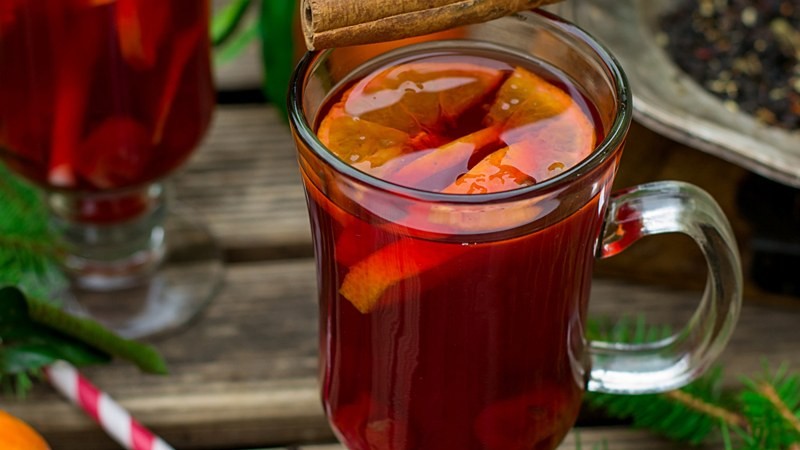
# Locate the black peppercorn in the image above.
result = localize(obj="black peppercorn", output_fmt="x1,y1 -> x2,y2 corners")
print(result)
659,0 -> 800,130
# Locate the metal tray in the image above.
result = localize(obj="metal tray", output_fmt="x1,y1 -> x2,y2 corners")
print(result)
552,0 -> 800,187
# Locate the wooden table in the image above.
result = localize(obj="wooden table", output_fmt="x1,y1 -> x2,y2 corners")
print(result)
3,101 -> 800,449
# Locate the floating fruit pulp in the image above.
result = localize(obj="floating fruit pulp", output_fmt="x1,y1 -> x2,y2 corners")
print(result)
304,47 -> 609,450
0,0 -> 214,222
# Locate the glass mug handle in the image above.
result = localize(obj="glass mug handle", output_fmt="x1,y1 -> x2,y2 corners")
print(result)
588,181 -> 742,394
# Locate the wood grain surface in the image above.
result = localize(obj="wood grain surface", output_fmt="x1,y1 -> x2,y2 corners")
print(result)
293,427 -> 709,449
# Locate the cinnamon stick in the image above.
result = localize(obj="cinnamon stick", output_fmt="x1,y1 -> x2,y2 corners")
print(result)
301,0 -> 563,50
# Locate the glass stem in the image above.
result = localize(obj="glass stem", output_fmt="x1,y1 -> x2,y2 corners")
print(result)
47,183 -> 168,291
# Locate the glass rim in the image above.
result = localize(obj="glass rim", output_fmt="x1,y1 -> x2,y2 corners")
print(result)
288,10 -> 632,205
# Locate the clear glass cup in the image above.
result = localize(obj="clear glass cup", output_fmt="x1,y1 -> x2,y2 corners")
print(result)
289,10 -> 742,450
0,0 -> 223,338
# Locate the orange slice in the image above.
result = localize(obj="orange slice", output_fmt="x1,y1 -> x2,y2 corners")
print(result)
317,103 -> 412,171
444,104 -> 595,194
486,66 -> 574,131
381,126 -> 501,191
343,62 -> 506,136
317,60 -> 505,180
116,0 -> 170,70
443,67 -> 595,192
500,104 -> 595,183
442,146 -> 534,194
339,239 -> 466,313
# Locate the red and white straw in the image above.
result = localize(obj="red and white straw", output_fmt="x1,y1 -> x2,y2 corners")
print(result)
45,361 -> 175,450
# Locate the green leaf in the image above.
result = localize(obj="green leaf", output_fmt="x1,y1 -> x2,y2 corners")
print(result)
0,162 -> 65,297
0,345 -> 59,374
0,286 -> 167,378
214,18 -> 260,65
0,285 -> 29,323
25,297 -> 167,374
212,0 -> 254,46
259,0 -> 296,119
0,287 -> 111,370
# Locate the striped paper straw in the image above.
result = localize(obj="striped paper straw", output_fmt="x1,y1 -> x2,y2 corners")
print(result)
45,361 -> 175,450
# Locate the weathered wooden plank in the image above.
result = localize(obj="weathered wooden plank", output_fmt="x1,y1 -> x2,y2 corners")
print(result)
294,427 -> 718,450
174,105 -> 312,261
3,257 -> 799,450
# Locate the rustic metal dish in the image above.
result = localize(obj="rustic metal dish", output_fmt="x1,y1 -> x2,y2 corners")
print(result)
551,0 -> 800,187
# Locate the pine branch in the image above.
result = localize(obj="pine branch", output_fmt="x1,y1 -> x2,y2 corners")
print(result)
663,390 -> 747,429
738,367 -> 800,449
586,316 -> 800,450
758,382 -> 800,434
0,162 -> 64,297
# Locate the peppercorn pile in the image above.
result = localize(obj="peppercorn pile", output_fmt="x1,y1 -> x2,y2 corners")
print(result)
659,0 -> 799,130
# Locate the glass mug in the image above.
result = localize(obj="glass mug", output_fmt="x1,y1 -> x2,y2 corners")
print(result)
0,0 -> 222,337
288,10 -> 742,450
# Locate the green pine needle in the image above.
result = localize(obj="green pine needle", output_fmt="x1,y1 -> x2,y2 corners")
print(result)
0,163 -> 65,297
738,366 -> 800,449
211,0 -> 253,46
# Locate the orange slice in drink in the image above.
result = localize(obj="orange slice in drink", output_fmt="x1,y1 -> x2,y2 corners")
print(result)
116,0 -> 170,70
486,66 -> 574,130
344,62 -> 506,136
339,239 -> 466,313
444,67 -> 596,193
317,103 -> 413,171
382,126 -> 501,191
318,61 -> 505,174
443,105 -> 595,194
500,104 -> 595,183
442,146 -> 535,194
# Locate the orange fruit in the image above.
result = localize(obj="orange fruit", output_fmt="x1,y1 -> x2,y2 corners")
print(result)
317,102 -> 412,171
442,146 -> 534,194
499,104 -> 595,184
486,66 -> 574,131
382,126 -> 501,191
339,239 -> 466,313
445,67 -> 595,194
0,410 -> 50,450
317,60 -> 505,179
343,61 -> 505,137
